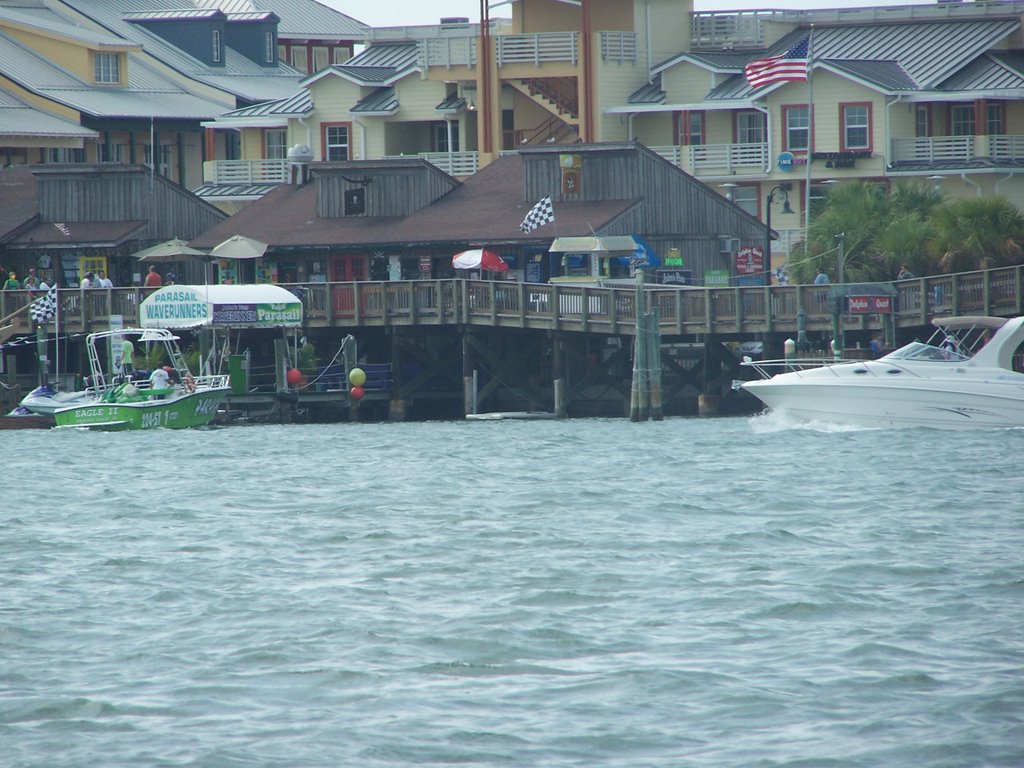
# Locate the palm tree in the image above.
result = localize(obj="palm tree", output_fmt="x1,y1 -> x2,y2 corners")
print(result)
929,196 -> 1024,273
801,181 -> 889,283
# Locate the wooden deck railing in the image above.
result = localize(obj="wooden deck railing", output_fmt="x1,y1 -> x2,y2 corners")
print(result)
2,266 -> 1023,342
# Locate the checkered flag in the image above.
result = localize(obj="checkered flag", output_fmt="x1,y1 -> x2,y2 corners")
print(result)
519,195 -> 555,233
29,285 -> 57,324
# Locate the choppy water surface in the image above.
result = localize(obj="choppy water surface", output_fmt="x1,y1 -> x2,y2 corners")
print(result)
2,416 -> 1023,767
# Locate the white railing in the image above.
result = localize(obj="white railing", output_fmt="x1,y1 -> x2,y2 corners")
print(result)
384,151 -> 479,177
497,32 -> 578,66
891,136 -> 974,164
650,143 -> 769,175
207,159 -> 288,184
600,31 -> 636,63
420,36 -> 477,68
990,134 -> 1024,162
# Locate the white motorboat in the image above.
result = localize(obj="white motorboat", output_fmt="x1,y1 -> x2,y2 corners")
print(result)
740,316 -> 1024,429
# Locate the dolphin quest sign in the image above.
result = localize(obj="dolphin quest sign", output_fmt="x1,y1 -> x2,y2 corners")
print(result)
140,285 -> 303,328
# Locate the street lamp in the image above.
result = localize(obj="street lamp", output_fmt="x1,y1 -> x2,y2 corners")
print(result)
766,184 -> 793,286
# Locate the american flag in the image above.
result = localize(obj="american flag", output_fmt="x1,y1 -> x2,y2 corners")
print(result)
29,285 -> 57,324
519,195 -> 555,234
744,36 -> 810,90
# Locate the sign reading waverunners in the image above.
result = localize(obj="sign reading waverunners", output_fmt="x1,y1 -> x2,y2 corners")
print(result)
140,285 -> 303,328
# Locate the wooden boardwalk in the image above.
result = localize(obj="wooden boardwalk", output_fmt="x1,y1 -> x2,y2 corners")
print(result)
2,265 -> 1023,342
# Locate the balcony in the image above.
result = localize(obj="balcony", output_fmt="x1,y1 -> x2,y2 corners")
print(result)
417,31 -> 635,70
203,159 -> 288,185
891,134 -> 1024,168
650,142 -> 769,177
383,151 -> 480,177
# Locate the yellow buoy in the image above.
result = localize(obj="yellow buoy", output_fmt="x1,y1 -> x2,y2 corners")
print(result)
348,367 -> 366,387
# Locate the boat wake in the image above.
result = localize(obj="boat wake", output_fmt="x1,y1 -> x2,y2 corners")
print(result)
748,410 -> 878,434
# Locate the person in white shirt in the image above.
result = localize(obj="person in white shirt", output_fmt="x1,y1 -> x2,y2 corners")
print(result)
148,366 -> 171,398
79,272 -> 93,289
97,270 -> 114,288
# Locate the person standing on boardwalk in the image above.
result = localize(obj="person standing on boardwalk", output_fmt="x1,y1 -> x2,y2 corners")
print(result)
3,271 -> 20,290
144,265 -> 162,288
814,268 -> 829,285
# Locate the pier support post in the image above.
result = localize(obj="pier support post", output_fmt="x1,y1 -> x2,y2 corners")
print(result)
552,332 -> 565,417
462,330 -> 475,416
387,330 -> 403,421
646,308 -> 663,421
698,393 -> 719,416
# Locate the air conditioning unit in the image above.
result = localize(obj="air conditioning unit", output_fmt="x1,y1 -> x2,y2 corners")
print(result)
719,237 -> 740,254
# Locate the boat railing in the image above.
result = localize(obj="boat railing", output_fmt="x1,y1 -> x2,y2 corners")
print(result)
742,357 -> 847,379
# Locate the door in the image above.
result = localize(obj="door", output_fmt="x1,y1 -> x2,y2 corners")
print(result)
331,254 -> 367,282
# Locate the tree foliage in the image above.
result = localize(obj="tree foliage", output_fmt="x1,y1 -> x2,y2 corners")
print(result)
786,181 -> 1023,284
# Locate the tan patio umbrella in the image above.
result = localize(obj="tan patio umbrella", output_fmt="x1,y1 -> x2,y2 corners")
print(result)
133,238 -> 209,263
210,235 -> 269,260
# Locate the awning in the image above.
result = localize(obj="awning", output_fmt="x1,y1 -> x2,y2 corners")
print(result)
140,284 -> 303,329
549,236 -> 639,254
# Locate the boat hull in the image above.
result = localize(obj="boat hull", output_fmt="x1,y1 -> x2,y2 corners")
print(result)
53,388 -> 229,431
742,376 -> 1024,429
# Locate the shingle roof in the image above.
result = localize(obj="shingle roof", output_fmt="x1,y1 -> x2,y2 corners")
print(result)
190,155 -> 638,250
12,220 -> 148,247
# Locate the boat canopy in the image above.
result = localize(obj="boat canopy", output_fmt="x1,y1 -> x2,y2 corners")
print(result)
549,236 -> 639,254
140,284 -> 303,329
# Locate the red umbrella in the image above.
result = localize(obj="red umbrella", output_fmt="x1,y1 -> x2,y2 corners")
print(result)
452,248 -> 509,273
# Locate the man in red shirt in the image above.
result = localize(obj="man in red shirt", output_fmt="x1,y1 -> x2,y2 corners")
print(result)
144,265 -> 162,288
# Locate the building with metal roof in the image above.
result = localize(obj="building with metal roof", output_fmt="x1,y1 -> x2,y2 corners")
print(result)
0,0 -> 370,194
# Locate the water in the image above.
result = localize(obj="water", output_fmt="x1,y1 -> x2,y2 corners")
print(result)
2,416 -> 1023,767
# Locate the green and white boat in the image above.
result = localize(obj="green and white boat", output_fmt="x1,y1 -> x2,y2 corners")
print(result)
53,328 -> 230,431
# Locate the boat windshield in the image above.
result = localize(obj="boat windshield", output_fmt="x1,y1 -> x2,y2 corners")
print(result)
885,340 -> 969,362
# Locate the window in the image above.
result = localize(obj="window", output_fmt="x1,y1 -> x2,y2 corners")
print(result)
323,123 -> 350,161
264,129 -> 287,160
987,102 -> 1004,136
951,104 -> 975,136
312,47 -> 329,72
224,131 -> 240,160
291,47 -> 308,73
333,47 -> 350,65
98,143 -> 125,163
732,186 -> 759,218
47,148 -> 86,163
265,32 -> 275,64
278,44 -> 287,63
784,106 -> 809,151
144,144 -> 173,175
94,53 -> 120,84
434,122 -> 460,152
841,103 -> 871,151
212,30 -> 222,63
735,111 -> 765,144
677,111 -> 704,145
915,105 -> 931,138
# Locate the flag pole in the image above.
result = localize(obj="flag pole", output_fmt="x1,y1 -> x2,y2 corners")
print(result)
803,25 -> 815,238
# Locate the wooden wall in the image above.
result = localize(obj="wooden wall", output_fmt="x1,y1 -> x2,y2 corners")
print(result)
32,164 -> 226,241
314,159 -> 460,218
522,142 -> 769,278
